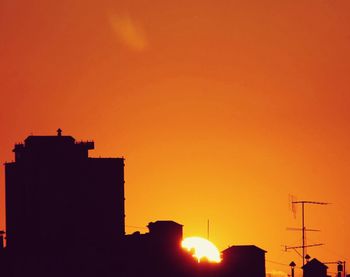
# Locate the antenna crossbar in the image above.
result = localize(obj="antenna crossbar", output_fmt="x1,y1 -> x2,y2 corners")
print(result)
287,227 -> 320,232
285,243 -> 324,250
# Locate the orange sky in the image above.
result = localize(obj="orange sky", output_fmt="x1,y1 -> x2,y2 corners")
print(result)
1,1 -> 350,276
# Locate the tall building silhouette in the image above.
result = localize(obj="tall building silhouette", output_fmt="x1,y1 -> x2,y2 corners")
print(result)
5,130 -> 125,276
2,130 -> 268,277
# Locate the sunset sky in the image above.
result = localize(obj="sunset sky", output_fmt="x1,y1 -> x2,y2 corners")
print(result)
1,1 -> 350,276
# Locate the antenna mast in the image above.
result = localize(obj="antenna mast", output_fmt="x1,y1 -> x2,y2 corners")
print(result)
287,200 -> 329,266
207,219 -> 210,240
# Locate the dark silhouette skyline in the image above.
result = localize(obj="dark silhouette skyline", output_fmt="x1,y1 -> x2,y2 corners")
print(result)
0,130 -> 285,277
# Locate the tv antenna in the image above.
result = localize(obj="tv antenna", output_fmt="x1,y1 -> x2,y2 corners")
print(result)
207,219 -> 210,240
324,261 -> 346,277
285,199 -> 329,266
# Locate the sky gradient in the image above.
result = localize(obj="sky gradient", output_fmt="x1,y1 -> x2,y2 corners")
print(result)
1,1 -> 350,276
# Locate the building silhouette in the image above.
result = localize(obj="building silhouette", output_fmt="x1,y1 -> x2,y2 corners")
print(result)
5,130 -> 125,277
124,221 -> 198,277
221,245 -> 266,277
302,258 -> 328,277
1,130 -> 267,277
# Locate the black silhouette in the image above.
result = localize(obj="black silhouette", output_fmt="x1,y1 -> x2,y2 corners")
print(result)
302,258 -> 328,277
221,245 -> 266,277
5,130 -> 124,277
1,130 -> 268,277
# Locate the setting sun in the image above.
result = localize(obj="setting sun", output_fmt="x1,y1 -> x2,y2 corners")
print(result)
181,237 -> 222,263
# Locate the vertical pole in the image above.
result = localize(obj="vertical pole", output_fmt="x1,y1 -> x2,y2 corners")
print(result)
207,219 -> 209,240
302,202 -> 305,266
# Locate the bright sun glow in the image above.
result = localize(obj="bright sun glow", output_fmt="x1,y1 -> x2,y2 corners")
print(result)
181,237 -> 222,263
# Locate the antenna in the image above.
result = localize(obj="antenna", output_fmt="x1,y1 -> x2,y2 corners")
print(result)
289,194 -> 297,219
286,227 -> 320,232
324,261 -> 346,277
286,200 -> 329,266
207,219 -> 210,240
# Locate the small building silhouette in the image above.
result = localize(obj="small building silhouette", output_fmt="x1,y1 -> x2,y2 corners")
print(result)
124,220 -> 196,277
148,220 -> 183,246
221,245 -> 266,277
302,258 -> 328,277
